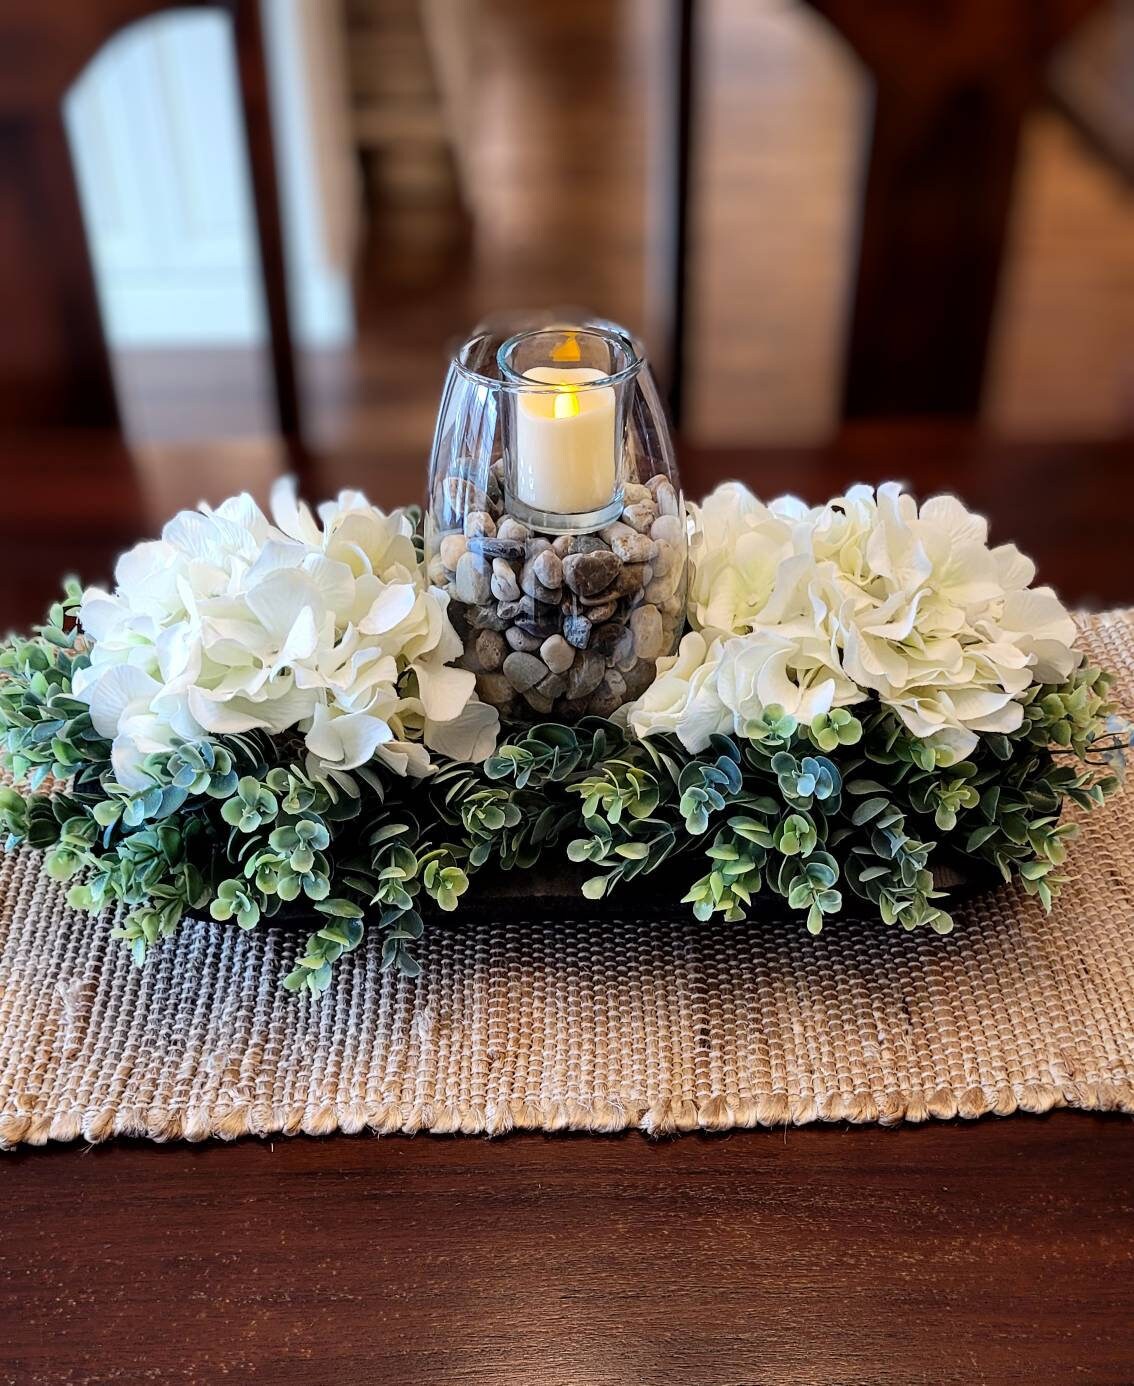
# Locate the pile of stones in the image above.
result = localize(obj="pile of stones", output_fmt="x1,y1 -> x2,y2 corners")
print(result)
429,460 -> 688,720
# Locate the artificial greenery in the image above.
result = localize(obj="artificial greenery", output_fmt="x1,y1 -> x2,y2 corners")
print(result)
0,583 -> 1127,994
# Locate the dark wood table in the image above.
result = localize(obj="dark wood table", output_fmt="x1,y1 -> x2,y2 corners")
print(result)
2,425 -> 1133,1384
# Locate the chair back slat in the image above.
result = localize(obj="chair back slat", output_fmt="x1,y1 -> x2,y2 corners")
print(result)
808,0 -> 1104,417
0,0 -> 300,438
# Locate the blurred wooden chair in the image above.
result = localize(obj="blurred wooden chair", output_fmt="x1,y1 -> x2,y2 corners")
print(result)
662,0 -> 1104,423
1050,0 -> 1134,182
0,0 -> 301,440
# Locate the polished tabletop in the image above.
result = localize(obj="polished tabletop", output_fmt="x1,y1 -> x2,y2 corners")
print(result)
1,424 -> 1132,1384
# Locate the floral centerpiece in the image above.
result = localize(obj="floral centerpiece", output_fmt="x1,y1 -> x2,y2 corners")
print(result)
0,479 -> 1126,993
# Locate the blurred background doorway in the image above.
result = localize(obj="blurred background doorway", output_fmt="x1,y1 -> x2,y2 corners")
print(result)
11,0 -> 1134,470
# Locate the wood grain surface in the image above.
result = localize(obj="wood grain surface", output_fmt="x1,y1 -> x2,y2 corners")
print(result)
2,1119 -> 1132,1384
0,428 -> 1131,1384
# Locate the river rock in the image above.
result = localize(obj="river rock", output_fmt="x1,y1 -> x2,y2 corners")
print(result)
439,533 -> 467,570
522,688 -> 556,715
588,670 -> 627,718
650,513 -> 684,548
515,614 -> 559,639
454,551 -> 492,605
563,550 -> 621,596
623,658 -> 657,699
650,540 -> 677,578
566,650 -> 605,699
536,670 -> 568,701
589,621 -> 625,657
552,534 -> 572,558
476,671 -> 514,708
611,563 -> 649,597
469,536 -> 526,562
623,482 -> 652,505
464,509 -> 497,539
506,625 -> 542,653
521,559 -> 560,604
568,534 -> 608,556
578,596 -> 617,623
630,603 -> 664,659
497,517 -> 530,543
490,559 -> 520,602
615,645 -> 639,674
654,479 -> 680,517
622,500 -> 659,533
646,567 -> 680,604
540,634 -> 576,674
603,522 -> 657,564
532,548 -> 563,589
563,613 -> 593,649
466,603 -> 508,632
475,629 -> 507,670
503,651 -> 547,693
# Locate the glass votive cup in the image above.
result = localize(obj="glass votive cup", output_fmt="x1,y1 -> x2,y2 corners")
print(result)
496,326 -> 640,535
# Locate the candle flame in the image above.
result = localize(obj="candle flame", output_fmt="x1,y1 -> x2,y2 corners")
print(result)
553,388 -> 581,419
550,333 -> 582,364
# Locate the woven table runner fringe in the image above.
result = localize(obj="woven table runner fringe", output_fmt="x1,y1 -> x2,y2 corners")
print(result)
1,610 -> 1133,1147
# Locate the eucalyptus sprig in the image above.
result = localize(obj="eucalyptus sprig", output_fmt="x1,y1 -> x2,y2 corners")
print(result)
0,581 -> 1128,997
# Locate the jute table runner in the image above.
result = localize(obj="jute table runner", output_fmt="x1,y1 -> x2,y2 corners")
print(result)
2,612 -> 1132,1148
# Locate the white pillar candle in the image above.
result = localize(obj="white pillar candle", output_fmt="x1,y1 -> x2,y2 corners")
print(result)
514,366 -> 617,514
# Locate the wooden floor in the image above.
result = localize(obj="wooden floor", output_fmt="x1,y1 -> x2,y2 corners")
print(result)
111,0 -> 1134,461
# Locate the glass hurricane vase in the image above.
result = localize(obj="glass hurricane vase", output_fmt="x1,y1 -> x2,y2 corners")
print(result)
426,318 -> 688,723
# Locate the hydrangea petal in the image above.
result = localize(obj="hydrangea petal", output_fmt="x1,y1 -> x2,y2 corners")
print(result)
414,659 -> 476,722
359,584 -> 419,636
424,699 -> 499,764
305,704 -> 394,769
78,664 -> 162,739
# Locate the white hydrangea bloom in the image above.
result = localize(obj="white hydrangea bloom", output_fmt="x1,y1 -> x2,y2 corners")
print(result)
73,480 -> 497,789
685,483 -> 807,638
627,481 -> 1079,760
625,632 -> 729,751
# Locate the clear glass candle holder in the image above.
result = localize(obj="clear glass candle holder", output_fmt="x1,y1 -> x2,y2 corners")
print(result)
426,316 -> 688,724
497,326 -> 638,533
